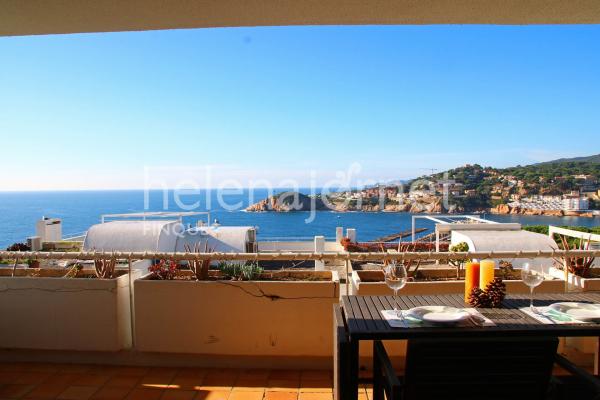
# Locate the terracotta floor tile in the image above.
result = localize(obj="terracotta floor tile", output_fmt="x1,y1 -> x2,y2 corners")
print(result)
298,380 -> 331,393
173,369 -> 206,379
51,374 -> 85,386
90,366 -> 122,376
199,372 -> 236,390
90,386 -> 132,400
268,371 -> 299,381
14,372 -> 53,385
0,371 -> 21,384
297,393 -> 332,400
57,386 -> 100,400
71,375 -> 111,387
237,371 -> 269,380
202,371 -> 237,387
227,392 -> 264,400
126,388 -> 164,400
264,392 -> 298,400
0,383 -> 35,399
168,378 -> 203,391
0,364 -> 28,372
22,364 -> 59,374
144,369 -> 177,379
232,377 -> 267,391
24,383 -> 70,399
138,375 -> 173,390
266,380 -> 299,392
105,377 -> 140,389
57,365 -> 92,374
160,390 -> 197,400
112,368 -> 149,378
299,372 -> 331,382
194,390 -> 231,400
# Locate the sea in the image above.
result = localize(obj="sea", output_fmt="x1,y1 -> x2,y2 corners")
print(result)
0,189 -> 599,249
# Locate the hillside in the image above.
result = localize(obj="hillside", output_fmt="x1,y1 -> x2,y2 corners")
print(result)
536,154 -> 600,165
435,159 -> 600,212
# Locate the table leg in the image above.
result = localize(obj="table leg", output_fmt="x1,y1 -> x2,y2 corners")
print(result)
348,339 -> 359,400
595,337 -> 600,376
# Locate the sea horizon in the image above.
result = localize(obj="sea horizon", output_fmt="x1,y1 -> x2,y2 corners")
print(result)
1,189 -> 598,249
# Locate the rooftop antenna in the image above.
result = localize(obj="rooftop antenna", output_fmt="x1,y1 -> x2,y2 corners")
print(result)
420,168 -> 439,175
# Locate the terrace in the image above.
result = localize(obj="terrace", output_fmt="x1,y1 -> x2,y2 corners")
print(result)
3,1 -> 600,399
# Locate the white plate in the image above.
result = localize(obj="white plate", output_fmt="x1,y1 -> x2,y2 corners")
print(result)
406,306 -> 471,324
549,302 -> 600,322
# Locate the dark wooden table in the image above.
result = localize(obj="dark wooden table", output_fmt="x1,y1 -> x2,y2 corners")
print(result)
340,293 -> 600,400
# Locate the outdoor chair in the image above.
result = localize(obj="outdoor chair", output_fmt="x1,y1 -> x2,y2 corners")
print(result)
373,337 -> 560,400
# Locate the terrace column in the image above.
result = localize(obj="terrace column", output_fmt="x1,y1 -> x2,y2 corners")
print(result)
335,227 -> 343,243
314,235 -> 325,271
346,229 -> 357,242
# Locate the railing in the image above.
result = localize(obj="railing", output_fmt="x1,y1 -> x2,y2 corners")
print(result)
2,249 -> 600,262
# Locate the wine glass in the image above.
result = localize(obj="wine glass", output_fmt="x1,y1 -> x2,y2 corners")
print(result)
385,263 -> 408,319
521,262 -> 544,313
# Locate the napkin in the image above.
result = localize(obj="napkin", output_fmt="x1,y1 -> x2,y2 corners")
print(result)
381,308 -> 494,328
520,306 -> 589,324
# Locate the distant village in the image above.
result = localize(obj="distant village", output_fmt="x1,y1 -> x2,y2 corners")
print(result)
329,164 -> 600,216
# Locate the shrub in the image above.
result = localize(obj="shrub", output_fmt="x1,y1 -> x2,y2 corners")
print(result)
148,260 -> 178,280
217,262 -> 263,281
6,242 -> 30,251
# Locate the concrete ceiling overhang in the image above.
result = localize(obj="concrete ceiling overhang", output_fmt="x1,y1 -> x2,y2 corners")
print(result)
1,0 -> 600,37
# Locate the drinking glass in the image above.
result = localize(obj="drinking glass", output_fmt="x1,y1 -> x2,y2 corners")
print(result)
385,263 -> 408,319
521,262 -> 544,313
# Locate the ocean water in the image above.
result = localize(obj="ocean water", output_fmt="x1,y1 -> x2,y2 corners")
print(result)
0,190 -> 598,248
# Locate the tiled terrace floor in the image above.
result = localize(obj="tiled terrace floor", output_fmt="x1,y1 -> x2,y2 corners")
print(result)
0,363 -> 359,400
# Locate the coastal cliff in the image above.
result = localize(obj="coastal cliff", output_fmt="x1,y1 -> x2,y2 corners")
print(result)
245,192 -> 326,212
246,192 -> 444,213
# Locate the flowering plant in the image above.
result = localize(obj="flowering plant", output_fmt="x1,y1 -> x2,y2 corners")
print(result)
148,260 -> 178,280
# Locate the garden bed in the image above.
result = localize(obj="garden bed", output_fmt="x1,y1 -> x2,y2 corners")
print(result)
0,267 -> 141,351
351,269 -> 565,296
549,266 -> 600,291
134,269 -> 339,357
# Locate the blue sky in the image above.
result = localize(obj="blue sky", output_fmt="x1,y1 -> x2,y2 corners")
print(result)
1,25 -> 599,190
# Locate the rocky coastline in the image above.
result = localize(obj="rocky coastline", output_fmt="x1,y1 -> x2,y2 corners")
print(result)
245,192 -> 444,213
490,203 -> 595,217
246,192 -> 596,217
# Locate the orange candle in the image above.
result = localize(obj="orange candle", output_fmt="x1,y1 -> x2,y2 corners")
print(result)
480,260 -> 495,290
464,261 -> 480,302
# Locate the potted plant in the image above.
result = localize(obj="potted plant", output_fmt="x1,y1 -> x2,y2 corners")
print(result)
549,235 -> 599,291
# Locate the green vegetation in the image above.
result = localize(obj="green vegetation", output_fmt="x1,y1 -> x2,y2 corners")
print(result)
523,225 -> 600,248
217,262 -> 263,280
430,159 -> 600,210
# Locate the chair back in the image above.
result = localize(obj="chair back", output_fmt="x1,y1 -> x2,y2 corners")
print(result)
403,336 -> 558,400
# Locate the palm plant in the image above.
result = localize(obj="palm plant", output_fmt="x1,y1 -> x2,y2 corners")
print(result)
94,257 -> 117,279
555,234 -> 596,278
184,242 -> 213,280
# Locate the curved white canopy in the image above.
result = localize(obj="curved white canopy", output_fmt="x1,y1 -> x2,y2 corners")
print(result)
83,220 -> 183,252
451,229 -> 558,269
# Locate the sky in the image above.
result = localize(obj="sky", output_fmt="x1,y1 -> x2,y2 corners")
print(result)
1,25 -> 599,191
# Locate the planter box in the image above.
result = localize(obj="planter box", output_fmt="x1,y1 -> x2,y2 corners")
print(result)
134,270 -> 339,357
351,270 -> 565,296
0,267 -> 140,351
549,266 -> 600,292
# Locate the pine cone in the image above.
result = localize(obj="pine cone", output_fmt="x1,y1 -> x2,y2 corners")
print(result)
484,278 -> 506,307
468,287 -> 492,308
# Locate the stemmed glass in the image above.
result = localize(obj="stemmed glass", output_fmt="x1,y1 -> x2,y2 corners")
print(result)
521,262 -> 544,313
384,263 -> 408,319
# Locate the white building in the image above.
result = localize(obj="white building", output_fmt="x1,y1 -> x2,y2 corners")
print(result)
562,197 -> 589,211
